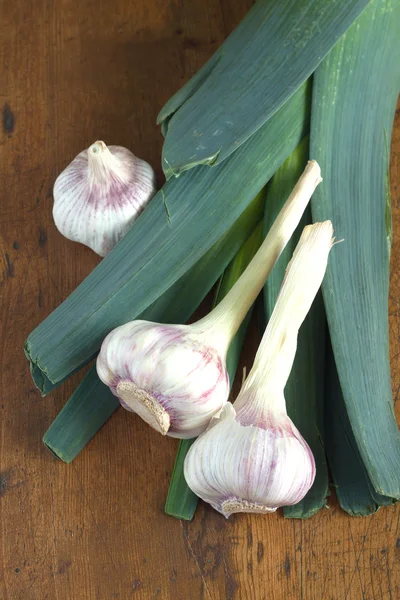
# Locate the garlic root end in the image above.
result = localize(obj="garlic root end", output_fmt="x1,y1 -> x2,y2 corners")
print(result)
221,498 -> 278,518
116,380 -> 170,435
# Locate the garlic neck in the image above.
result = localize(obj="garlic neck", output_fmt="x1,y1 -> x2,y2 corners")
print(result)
237,221 -> 334,417
195,161 -> 323,344
245,311 -> 298,395
88,141 -> 122,184
116,380 -> 170,435
234,380 -> 288,424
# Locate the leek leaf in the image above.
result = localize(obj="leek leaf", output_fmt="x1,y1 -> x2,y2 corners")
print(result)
310,0 -> 400,498
159,0 -> 369,177
324,345 -> 394,516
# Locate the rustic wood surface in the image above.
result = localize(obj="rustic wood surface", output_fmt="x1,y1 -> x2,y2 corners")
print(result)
0,1 -> 399,598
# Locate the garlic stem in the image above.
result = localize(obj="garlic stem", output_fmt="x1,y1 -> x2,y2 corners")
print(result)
87,140 -> 121,183
88,141 -> 106,156
242,221 -> 334,398
196,160 -> 323,344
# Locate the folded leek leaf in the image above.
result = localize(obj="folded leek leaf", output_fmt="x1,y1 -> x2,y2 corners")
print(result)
310,0 -> 400,499
25,82 -> 310,392
263,137 -> 329,519
43,191 -> 266,462
165,223 -> 264,520
324,345 -> 394,516
43,367 -> 119,463
159,48 -> 223,139
158,0 -> 369,178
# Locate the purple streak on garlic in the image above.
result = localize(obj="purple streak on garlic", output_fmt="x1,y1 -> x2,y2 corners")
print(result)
53,141 -> 156,256
96,161 -> 323,439
184,221 -> 335,517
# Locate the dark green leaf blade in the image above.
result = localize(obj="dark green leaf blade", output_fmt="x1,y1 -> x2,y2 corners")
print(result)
324,343 -> 394,516
43,367 -> 119,463
159,0 -> 369,177
165,438 -> 198,520
158,48 -> 223,138
310,0 -> 400,498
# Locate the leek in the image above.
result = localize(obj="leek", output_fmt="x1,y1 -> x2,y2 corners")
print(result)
310,0 -> 400,498
158,0 -> 369,177
324,346 -> 394,516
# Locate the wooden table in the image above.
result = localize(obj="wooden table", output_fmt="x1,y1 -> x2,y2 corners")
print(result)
1,1 -> 399,598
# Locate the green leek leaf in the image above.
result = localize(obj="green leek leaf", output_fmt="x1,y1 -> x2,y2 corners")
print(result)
158,0 -> 369,177
310,0 -> 400,499
324,344 -> 394,516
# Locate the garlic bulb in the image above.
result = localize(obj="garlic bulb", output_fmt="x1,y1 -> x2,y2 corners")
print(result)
184,402 -> 315,516
184,221 -> 335,517
96,161 -> 322,439
96,321 -> 230,438
53,141 -> 156,256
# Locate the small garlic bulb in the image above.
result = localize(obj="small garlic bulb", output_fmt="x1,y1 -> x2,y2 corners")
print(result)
184,221 -> 335,517
96,161 -> 323,439
53,141 -> 156,256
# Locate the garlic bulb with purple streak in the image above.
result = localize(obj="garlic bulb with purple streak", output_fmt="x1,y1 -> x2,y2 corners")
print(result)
96,321 -> 230,438
184,221 -> 334,517
53,141 -> 156,256
96,161 -> 323,439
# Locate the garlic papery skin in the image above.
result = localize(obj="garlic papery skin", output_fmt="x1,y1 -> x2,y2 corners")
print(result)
53,141 -> 156,256
184,221 -> 335,516
96,161 -> 323,439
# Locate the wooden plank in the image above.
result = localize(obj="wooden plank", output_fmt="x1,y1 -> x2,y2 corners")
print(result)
0,1 -> 399,598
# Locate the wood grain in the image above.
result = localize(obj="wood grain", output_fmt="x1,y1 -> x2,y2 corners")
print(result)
0,1 -> 399,598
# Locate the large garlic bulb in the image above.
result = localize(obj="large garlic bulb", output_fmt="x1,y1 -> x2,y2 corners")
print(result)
53,141 -> 156,256
96,321 -> 230,439
184,401 -> 315,516
184,221 -> 334,516
96,161 -> 323,439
